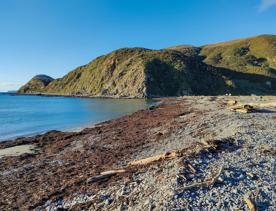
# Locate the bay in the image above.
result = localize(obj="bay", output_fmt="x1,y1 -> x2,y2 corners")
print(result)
0,93 -> 154,141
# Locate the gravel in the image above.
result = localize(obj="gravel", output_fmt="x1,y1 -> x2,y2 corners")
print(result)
3,96 -> 276,210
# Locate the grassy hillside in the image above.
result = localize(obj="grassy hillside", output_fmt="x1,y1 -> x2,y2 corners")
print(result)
18,35 -> 276,97
201,35 -> 276,76
18,75 -> 54,94
45,48 -> 148,98
200,35 -> 276,95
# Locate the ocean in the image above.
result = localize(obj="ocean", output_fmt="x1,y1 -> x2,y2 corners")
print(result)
0,93 -> 154,141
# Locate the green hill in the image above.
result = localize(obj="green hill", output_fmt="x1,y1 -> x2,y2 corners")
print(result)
18,75 -> 54,94
18,35 -> 276,97
200,35 -> 276,94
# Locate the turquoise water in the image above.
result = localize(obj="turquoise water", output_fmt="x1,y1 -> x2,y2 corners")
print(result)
0,94 -> 154,141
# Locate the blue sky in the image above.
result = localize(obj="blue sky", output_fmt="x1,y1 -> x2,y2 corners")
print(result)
0,0 -> 276,91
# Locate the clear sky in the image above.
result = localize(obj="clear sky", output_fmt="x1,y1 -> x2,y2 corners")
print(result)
0,0 -> 276,91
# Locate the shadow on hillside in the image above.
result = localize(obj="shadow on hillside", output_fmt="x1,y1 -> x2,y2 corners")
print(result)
194,52 -> 276,94
218,67 -> 276,83
144,53 -> 276,96
212,66 -> 276,94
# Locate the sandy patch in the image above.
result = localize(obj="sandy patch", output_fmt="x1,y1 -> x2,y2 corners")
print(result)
0,145 -> 35,158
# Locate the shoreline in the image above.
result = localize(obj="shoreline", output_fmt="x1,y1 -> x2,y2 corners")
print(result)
0,96 -> 275,210
0,94 -> 160,143
10,92 -> 147,99
6,92 -> 276,99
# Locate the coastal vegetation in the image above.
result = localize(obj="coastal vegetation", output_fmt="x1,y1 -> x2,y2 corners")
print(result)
18,35 -> 276,97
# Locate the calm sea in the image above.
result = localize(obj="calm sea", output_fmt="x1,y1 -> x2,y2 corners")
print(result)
0,93 -> 154,141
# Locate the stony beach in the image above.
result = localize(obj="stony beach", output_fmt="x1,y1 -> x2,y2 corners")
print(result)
0,96 -> 275,210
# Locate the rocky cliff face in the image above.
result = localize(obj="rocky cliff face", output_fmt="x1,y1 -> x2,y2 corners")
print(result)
18,35 -> 276,97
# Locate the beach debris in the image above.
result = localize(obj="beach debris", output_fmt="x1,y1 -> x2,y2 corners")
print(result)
88,139 -> 233,184
178,112 -> 189,117
128,151 -> 179,166
176,166 -> 223,191
231,104 -> 255,113
100,169 -> 127,175
227,100 -> 237,106
229,101 -> 276,113
129,139 -> 223,167
246,172 -> 256,179
259,145 -> 276,155
244,196 -> 256,211
187,163 -> 197,174
178,174 -> 187,181
87,169 -> 127,183
230,101 -> 276,109
249,101 -> 276,108
87,174 -> 111,183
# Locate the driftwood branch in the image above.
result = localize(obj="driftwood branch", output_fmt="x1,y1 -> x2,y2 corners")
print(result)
187,163 -> 197,174
244,196 -> 256,211
176,166 -> 223,192
229,101 -> 276,113
128,151 -> 180,166
100,169 -> 127,175
87,140 -> 223,184
246,102 -> 276,108
260,145 -> 276,155
87,169 -> 126,183
129,140 -> 217,167
230,101 -> 276,109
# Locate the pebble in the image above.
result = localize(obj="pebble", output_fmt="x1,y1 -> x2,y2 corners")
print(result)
38,98 -> 276,210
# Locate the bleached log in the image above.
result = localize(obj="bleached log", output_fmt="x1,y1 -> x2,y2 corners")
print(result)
128,151 -> 180,166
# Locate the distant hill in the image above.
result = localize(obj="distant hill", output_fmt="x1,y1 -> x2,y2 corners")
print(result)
18,35 -> 276,97
18,75 -> 54,94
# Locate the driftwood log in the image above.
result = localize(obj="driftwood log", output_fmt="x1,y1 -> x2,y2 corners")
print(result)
229,101 -> 276,113
87,169 -> 126,183
176,166 -> 223,192
87,140 -> 223,183
128,151 -> 180,166
244,196 -> 256,211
